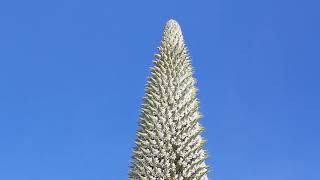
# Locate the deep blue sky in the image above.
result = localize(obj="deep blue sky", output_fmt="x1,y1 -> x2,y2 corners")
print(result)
0,0 -> 319,179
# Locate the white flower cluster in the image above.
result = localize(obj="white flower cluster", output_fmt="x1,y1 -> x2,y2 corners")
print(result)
129,19 -> 209,180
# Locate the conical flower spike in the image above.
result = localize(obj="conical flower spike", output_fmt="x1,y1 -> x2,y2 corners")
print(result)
129,19 -> 209,180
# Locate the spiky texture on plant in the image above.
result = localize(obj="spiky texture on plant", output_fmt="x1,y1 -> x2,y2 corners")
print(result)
129,19 -> 209,180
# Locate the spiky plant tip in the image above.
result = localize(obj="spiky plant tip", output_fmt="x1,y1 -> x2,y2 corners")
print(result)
165,19 -> 182,33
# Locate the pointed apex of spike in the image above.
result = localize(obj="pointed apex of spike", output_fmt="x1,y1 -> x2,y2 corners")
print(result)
164,19 -> 182,33
162,19 -> 184,48
166,19 -> 179,27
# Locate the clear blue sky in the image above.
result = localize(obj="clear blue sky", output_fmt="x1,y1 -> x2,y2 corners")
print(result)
0,0 -> 319,179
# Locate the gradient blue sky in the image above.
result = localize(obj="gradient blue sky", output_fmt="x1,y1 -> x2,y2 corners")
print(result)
0,0 -> 319,179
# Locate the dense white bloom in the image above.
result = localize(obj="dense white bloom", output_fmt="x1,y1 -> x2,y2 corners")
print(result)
129,19 -> 209,180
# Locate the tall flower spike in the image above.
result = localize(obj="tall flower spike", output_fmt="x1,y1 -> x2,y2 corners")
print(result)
129,19 -> 209,180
